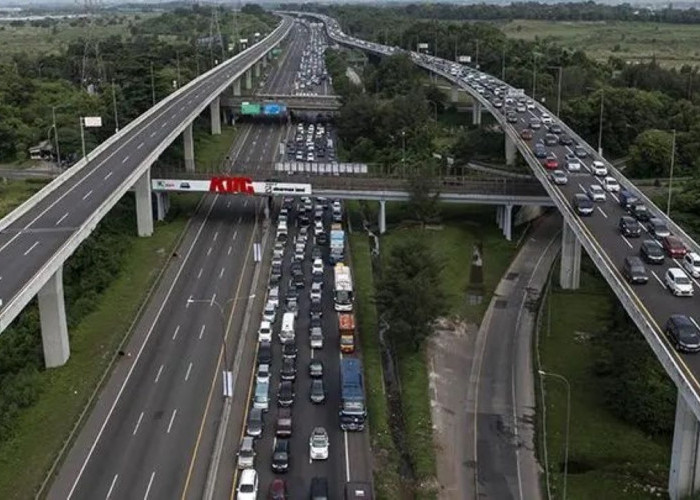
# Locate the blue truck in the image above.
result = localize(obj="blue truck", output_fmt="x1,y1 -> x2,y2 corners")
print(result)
339,358 -> 367,431
329,226 -> 345,264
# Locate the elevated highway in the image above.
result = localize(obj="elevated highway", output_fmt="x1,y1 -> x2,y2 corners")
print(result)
222,93 -> 341,112
299,10 -> 700,498
0,17 -> 293,367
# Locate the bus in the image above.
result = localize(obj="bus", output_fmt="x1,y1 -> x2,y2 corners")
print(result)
338,313 -> 356,353
333,263 -> 354,312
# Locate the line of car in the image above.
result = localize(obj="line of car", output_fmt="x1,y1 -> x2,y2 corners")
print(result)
294,22 -> 329,95
236,196 -> 339,500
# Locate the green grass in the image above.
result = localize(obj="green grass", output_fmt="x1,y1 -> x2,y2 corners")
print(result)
537,266 -> 670,499
0,179 -> 46,216
501,19 -> 700,68
0,193 -> 201,500
348,232 -> 403,500
194,125 -> 237,172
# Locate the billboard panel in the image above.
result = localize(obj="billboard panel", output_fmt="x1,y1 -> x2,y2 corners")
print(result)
240,102 -> 261,115
263,102 -> 287,115
417,43 -> 429,50
83,116 -> 102,127
458,55 -> 472,63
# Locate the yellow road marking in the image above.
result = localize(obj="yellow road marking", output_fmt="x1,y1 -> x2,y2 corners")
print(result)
180,207 -> 258,500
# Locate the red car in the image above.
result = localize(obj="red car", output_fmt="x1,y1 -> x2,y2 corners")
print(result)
520,128 -> 534,140
662,235 -> 687,258
544,154 -> 558,170
268,478 -> 288,500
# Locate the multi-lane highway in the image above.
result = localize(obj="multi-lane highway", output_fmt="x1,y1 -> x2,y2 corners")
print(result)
0,18 -> 291,332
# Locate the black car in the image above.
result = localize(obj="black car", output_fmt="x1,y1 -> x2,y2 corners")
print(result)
629,203 -> 650,222
278,381 -> 295,407
282,341 -> 298,360
548,123 -> 563,134
618,216 -> 641,237
309,379 -> 326,404
573,194 -> 594,216
640,239 -> 665,264
574,144 -> 587,158
270,263 -> 282,283
281,357 -> 297,381
622,256 -> 648,284
544,134 -> 558,146
257,341 -> 272,365
271,438 -> 291,472
646,217 -> 670,240
534,143 -> 547,159
310,477 -> 329,500
558,133 -> 573,146
619,190 -> 639,210
311,246 -> 323,260
309,359 -> 324,378
299,214 -> 310,226
316,232 -> 328,246
665,315 -> 700,353
310,298 -> 323,318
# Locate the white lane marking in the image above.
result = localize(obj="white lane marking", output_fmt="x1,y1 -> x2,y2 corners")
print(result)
154,364 -> 164,383
343,430 -> 351,482
137,142 -> 144,150
23,241 -> 39,256
132,412 -> 144,436
210,293 -> 216,306
187,99 -> 192,104
227,246 -> 232,255
219,267 -> 225,279
226,201 -> 231,208
197,268 -> 203,279
620,234 -> 633,249
651,270 -> 666,288
199,324 -> 206,339
82,190 -> 93,201
578,183 -> 586,194
171,113 -> 177,120
150,131 -> 156,138
105,474 -> 118,500
104,171 -> 113,180
185,362 -> 193,381
233,230 -> 238,241
237,215 -> 242,224
186,294 -> 193,308
121,156 -> 129,164
597,207 -> 608,218
243,199 -> 248,207
160,121 -> 167,128
143,471 -> 155,500
207,246 -> 212,256
56,212 -> 69,226
213,231 -> 219,241
166,409 -> 177,434
691,317 -> 700,331
172,325 -> 180,340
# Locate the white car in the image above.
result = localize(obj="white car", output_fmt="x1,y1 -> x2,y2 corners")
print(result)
550,170 -> 568,185
236,436 -> 256,470
309,426 -> 329,460
591,160 -> 608,176
262,301 -> 276,323
314,221 -> 324,236
541,113 -> 553,125
682,252 -> 700,278
603,176 -> 620,192
665,268 -> 694,297
588,184 -> 606,202
236,469 -> 258,500
526,100 -> 535,110
267,287 -> 280,309
312,258 -> 324,275
273,242 -> 284,259
565,155 -> 581,172
258,320 -> 272,342
310,281 -> 322,301
256,363 -> 270,385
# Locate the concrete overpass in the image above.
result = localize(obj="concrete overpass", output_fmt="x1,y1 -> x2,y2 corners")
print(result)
222,93 -> 341,112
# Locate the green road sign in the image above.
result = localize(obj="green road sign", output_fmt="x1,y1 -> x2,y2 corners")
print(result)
240,102 -> 261,115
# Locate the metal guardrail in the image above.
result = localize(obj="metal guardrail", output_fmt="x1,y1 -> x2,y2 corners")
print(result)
314,12 -> 700,421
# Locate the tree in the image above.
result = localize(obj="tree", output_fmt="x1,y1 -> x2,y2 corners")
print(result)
627,129 -> 674,178
375,238 -> 446,352
406,169 -> 441,226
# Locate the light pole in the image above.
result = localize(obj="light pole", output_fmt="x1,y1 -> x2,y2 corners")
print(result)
176,50 -> 182,88
597,90 -> 605,156
401,130 -> 406,164
475,38 -> 480,70
50,106 -> 62,168
539,369 -> 571,500
111,79 -> 119,133
150,62 -> 156,106
666,128 -> 677,217
501,41 -> 506,81
546,66 -> 563,116
532,52 -> 538,99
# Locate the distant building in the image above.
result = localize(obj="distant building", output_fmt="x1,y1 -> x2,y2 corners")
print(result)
28,140 -> 54,161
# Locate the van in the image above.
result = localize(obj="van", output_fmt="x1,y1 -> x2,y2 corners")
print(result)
622,256 -> 648,285
280,312 -> 296,344
253,380 -> 269,411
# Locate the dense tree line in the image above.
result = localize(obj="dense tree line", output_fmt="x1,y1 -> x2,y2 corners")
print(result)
285,2 -> 700,25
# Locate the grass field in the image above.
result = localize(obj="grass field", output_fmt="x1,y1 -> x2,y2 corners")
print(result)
348,202 -> 518,498
502,19 -> 700,68
537,265 -> 670,499
0,179 -> 46,216
194,125 -> 238,172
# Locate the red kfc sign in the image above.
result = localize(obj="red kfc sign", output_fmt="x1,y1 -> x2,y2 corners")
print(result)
209,176 -> 254,195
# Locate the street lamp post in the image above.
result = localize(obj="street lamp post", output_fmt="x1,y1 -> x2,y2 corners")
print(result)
667,128 -> 677,217
532,52 -> 538,99
546,66 -> 563,116
501,42 -> 506,81
50,106 -> 61,168
401,130 -> 406,164
111,79 -> 119,133
539,369 -> 571,500
150,62 -> 156,106
597,90 -> 605,156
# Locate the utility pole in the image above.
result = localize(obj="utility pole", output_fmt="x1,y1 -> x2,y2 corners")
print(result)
111,79 -> 119,132
597,90 -> 605,156
176,50 -> 181,88
51,106 -> 61,168
667,128 -> 677,217
475,39 -> 480,69
501,42 -> 506,80
532,53 -> 537,99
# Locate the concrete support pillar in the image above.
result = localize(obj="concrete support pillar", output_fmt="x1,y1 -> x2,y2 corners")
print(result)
559,221 -> 581,290
503,204 -> 513,241
451,86 -> 459,103
472,101 -> 482,126
262,54 -> 268,67
244,69 -> 252,90
254,62 -> 261,78
183,123 -> 195,173
505,134 -> 517,166
135,168 -> 153,237
210,96 -> 221,135
670,391 -> 700,499
38,266 -> 69,368
378,200 -> 386,235
233,78 -> 241,96
154,191 -> 170,221
496,205 -> 503,229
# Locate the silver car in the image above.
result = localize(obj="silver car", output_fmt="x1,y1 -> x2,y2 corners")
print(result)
236,436 -> 256,469
550,170 -> 568,185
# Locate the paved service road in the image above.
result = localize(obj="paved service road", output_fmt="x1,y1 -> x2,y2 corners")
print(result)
0,18 -> 291,329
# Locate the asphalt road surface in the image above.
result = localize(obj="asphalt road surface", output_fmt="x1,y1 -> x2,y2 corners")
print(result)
0,18 -> 291,326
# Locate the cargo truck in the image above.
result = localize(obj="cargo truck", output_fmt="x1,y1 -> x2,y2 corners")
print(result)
339,358 -> 366,431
